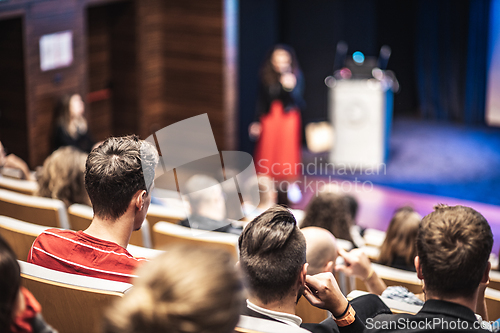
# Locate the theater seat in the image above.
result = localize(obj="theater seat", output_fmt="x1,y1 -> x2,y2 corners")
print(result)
355,262 -> 422,295
68,203 -> 152,248
488,269 -> 500,291
362,228 -> 386,247
146,203 -> 187,247
0,216 -> 48,260
126,243 -> 164,259
0,189 -> 69,228
485,287 -> 500,321
236,315 -> 310,333
0,175 -> 38,195
19,260 -> 132,333
152,221 -> 239,259
295,296 -> 329,324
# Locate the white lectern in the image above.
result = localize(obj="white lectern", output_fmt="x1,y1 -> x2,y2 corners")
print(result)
329,79 -> 393,170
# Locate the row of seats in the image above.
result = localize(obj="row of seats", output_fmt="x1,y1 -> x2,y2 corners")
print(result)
18,251 -> 500,333
0,188 -> 186,247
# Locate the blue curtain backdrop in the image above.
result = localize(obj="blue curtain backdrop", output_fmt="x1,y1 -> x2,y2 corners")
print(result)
416,0 -> 491,124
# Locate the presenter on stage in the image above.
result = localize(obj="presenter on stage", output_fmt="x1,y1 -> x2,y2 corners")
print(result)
249,45 -> 305,203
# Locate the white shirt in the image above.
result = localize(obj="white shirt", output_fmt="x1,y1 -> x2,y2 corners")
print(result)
246,299 -> 303,327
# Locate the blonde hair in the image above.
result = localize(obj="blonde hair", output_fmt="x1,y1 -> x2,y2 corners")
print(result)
379,206 -> 421,268
37,146 -> 89,207
103,245 -> 244,333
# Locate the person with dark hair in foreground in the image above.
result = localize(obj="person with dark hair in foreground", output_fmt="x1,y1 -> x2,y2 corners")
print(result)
28,135 -> 158,283
0,235 -> 57,333
365,205 -> 493,332
103,245 -> 244,333
238,206 -> 389,333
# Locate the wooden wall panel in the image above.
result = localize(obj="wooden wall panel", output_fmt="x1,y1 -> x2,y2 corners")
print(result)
0,0 -> 237,167
87,5 -> 113,141
24,0 -> 87,167
0,17 -> 28,162
135,0 -> 164,137
161,0 -> 227,149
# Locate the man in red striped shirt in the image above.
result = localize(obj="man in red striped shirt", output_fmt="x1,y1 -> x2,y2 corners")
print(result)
28,135 -> 159,283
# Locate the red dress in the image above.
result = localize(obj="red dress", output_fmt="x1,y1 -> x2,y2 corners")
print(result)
254,100 -> 301,180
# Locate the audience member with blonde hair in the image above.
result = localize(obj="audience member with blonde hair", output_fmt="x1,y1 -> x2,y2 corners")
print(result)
36,146 -> 90,207
103,245 -> 244,333
378,206 -> 421,272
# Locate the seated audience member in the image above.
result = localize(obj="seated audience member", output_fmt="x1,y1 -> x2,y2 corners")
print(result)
238,205 -> 389,332
179,174 -> 242,235
36,146 -> 90,207
0,234 -> 56,333
378,206 -> 421,272
0,141 -> 33,181
302,191 -> 363,247
301,227 -> 338,276
53,94 -> 94,153
103,245 -> 244,333
365,205 -> 493,332
28,135 -> 158,283
302,227 -> 387,296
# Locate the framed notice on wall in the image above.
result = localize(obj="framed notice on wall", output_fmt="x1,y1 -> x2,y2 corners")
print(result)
39,30 -> 73,71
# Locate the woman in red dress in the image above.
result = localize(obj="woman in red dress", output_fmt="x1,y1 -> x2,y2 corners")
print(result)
250,45 -> 305,203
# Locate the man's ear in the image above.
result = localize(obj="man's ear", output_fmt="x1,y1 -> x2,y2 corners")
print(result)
481,261 -> 491,284
135,190 -> 147,210
415,256 -> 424,280
325,261 -> 335,274
298,263 -> 308,286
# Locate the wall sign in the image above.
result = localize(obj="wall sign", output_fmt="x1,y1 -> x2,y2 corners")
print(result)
39,30 -> 73,71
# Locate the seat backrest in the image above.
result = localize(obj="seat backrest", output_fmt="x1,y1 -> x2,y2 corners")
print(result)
126,244 -> 164,259
0,176 -> 39,195
0,189 -> 69,228
295,296 -> 328,324
19,261 -> 132,333
68,203 -> 150,247
362,228 -> 386,247
0,216 -> 48,260
489,269 -> 500,291
485,287 -> 500,321
355,263 -> 422,295
146,204 -> 186,247
236,315 -> 310,333
152,221 -> 238,259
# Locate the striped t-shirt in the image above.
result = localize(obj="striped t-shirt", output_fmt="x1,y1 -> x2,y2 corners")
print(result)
28,229 -> 147,283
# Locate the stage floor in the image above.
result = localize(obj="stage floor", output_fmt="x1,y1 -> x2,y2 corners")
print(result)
302,118 -> 500,206
293,177 -> 500,256
294,118 -> 500,254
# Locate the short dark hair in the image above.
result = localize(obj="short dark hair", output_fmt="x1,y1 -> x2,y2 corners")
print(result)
417,205 -> 493,298
84,135 -> 158,219
238,205 -> 306,304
